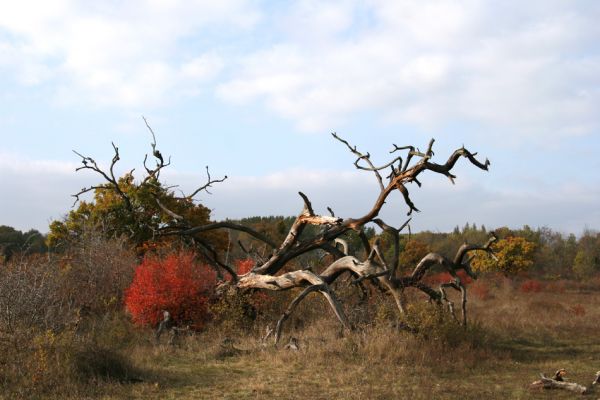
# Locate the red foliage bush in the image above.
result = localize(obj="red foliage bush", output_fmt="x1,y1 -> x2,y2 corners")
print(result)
424,270 -> 474,286
236,259 -> 254,275
124,251 -> 217,330
520,279 -> 544,293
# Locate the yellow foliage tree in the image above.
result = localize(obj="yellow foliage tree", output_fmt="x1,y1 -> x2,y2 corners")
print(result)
471,236 -> 536,275
399,239 -> 431,269
48,175 -> 223,256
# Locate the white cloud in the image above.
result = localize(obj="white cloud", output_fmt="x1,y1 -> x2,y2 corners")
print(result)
218,0 -> 600,142
0,152 -> 87,232
0,0 -> 258,107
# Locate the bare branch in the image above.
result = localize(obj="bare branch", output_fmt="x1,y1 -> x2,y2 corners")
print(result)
332,132 -> 385,191
185,166 -> 228,199
72,145 -> 133,211
153,195 -> 184,221
177,222 -> 278,249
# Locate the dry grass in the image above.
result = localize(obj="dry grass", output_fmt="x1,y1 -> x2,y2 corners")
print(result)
3,280 -> 600,399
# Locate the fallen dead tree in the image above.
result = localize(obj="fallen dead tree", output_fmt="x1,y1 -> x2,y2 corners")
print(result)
530,369 -> 598,395
72,125 -> 497,342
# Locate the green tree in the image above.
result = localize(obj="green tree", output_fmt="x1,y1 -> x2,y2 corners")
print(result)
572,250 -> 598,278
572,230 -> 600,278
0,225 -> 47,262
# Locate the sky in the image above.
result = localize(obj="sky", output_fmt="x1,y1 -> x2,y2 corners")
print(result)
0,0 -> 599,235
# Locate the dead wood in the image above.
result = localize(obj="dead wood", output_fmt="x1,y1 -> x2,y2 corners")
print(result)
284,337 -> 300,351
530,373 -> 588,394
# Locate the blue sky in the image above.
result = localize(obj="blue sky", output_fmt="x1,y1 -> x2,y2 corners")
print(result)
0,0 -> 599,234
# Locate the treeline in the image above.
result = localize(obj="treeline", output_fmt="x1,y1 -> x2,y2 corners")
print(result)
417,223 -> 599,278
2,219 -> 599,279
0,225 -> 47,262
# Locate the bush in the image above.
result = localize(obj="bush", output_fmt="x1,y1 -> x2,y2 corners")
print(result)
0,232 -> 140,399
0,312 -> 143,399
124,250 -> 217,330
424,270 -> 473,286
57,230 -> 136,316
236,258 -> 254,275
209,259 -> 274,335
520,279 -> 543,293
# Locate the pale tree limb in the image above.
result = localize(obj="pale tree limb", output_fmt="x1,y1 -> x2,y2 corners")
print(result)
530,373 -> 588,394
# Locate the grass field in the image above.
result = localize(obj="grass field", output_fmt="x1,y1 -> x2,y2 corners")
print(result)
31,280 -> 598,400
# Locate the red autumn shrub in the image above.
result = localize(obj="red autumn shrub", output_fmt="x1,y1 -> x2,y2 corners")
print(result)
124,250 -> 217,330
236,258 -> 254,275
425,270 -> 473,286
520,279 -> 543,293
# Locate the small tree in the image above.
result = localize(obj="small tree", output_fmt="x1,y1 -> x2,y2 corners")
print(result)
48,130 -> 227,259
472,236 -> 536,275
572,250 -> 598,278
124,251 -> 217,330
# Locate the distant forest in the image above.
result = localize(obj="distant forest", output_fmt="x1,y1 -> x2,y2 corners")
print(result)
2,218 -> 598,279
201,216 -> 599,280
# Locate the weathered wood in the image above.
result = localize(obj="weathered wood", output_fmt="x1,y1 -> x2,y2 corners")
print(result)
284,337 -> 300,351
530,373 -> 587,394
155,310 -> 172,341
238,270 -> 352,342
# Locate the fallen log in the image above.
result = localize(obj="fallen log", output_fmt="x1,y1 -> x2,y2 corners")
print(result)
530,373 -> 587,395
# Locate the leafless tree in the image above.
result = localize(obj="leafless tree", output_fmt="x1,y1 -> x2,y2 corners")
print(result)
73,123 -> 497,343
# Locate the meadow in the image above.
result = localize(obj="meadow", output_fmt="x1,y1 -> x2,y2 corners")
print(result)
4,273 -> 597,399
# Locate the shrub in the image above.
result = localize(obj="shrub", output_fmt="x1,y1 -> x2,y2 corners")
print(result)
0,312 -> 143,399
210,259 -> 276,334
236,258 -> 254,275
425,270 -> 473,286
520,279 -> 543,293
58,230 -> 136,316
0,232 -> 142,398
124,250 -> 217,330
